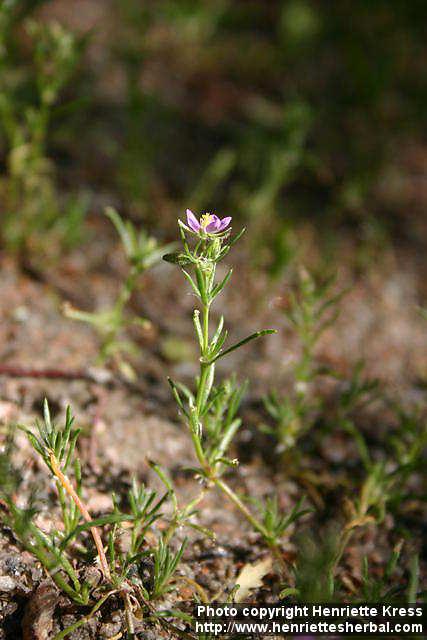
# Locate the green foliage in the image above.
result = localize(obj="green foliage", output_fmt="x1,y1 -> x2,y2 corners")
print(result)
1,404 -> 91,604
287,525 -> 339,602
0,8 -> 88,254
100,1 -> 427,251
1,0 -> 425,629
285,269 -> 346,380
286,530 -> 421,604
263,267 -> 346,451
389,403 -> 427,476
2,1 -> 425,255
357,542 -> 412,603
202,375 -> 247,469
106,207 -> 170,270
64,208 -> 176,378
141,538 -> 187,601
165,212 -> 312,553
106,479 -> 169,587
1,399 -> 191,636
25,400 -> 83,538
260,495 -> 311,544
25,399 -> 79,472
0,382 -> 201,636
337,362 -> 380,419
343,397 -> 426,523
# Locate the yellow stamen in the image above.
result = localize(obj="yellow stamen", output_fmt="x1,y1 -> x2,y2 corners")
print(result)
200,213 -> 213,229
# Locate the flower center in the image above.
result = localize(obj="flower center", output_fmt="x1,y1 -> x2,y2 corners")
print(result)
200,213 -> 213,229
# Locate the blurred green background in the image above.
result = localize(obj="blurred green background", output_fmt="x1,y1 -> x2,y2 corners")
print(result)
1,0 -> 426,269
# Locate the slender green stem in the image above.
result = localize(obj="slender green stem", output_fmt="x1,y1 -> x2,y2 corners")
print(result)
28,522 -> 81,586
332,499 -> 370,572
202,302 -> 210,352
212,481 -> 287,574
163,486 -> 208,544
184,485 -> 209,517
26,534 -> 84,603
177,233 -> 284,577
331,528 -> 353,572
188,256 -> 286,571
195,365 -> 209,415
40,562 -> 81,603
52,591 -> 117,640
116,266 -> 140,312
195,300 -> 211,414
192,284 -> 212,468
189,424 -> 208,469
213,477 -> 270,540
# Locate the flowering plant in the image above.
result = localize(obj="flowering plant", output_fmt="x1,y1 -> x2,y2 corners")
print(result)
184,209 -> 232,235
163,209 -> 310,562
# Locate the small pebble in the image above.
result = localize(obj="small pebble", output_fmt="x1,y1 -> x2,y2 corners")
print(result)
0,576 -> 17,592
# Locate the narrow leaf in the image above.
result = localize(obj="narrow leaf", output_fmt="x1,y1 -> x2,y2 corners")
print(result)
202,329 -> 276,364
211,268 -> 233,299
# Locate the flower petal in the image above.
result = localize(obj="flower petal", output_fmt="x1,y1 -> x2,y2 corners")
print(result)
205,215 -> 221,232
217,216 -> 232,231
186,209 -> 200,232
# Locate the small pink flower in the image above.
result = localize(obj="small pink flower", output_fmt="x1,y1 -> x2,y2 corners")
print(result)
185,209 -> 232,234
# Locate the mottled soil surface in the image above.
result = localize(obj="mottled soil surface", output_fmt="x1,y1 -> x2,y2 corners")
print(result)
0,219 -> 426,638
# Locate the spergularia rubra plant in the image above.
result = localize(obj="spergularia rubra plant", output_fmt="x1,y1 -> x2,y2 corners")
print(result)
163,209 -> 309,565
